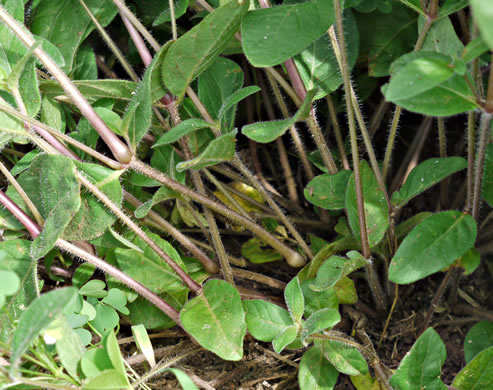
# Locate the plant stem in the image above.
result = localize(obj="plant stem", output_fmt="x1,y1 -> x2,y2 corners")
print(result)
169,0 -> 177,41
76,171 -> 202,292
264,66 -> 302,106
0,5 -> 132,164
437,118 -> 449,209
326,94 -> 350,170
419,266 -> 455,335
124,191 -> 219,273
333,0 -> 370,259
131,160 -> 306,267
0,189 -> 182,325
472,111 -> 492,219
232,157 -> 313,259
264,70 -> 314,180
111,0 -> 161,51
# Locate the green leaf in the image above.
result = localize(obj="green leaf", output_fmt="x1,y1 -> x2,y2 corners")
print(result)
294,9 -> 358,99
122,43 -> 170,150
217,85 -> 261,122
55,316 -> 85,380
389,211 -> 477,284
176,131 -> 237,171
132,324 -> 156,367
464,321 -> 493,364
104,330 -> 129,383
153,119 -> 213,147
10,287 -> 78,375
243,300 -> 294,342
30,0 -> 118,72
64,161 -> 123,241
153,0 -> 189,25
82,369 -> 130,390
483,144 -> 493,207
81,347 -> 113,378
241,0 -> 334,67
299,346 -> 338,390
390,328 -> 447,390
345,160 -> 389,247
181,280 -> 246,360
419,16 -> 463,56
40,80 -> 136,103
73,42 -> 97,80
301,280 -> 339,318
198,57 -> 244,131
89,303 -> 119,335
355,3 -> 417,76
0,270 -> 20,309
304,171 -> 352,210
453,347 -> 493,390
458,248 -> 481,276
385,54 -> 455,101
463,37 -> 490,63
310,256 -> 346,291
381,72 -> 478,116
471,0 -> 493,51
334,277 -> 358,304
317,339 -> 368,376
41,96 -> 66,133
165,368 -> 199,390
162,0 -> 248,101
272,325 -> 298,354
241,237 -> 283,264
242,89 -> 317,143
392,157 -> 467,207
285,276 -> 304,324
0,240 -> 38,343
102,289 -> 129,315
79,280 -> 108,299
301,308 -> 341,342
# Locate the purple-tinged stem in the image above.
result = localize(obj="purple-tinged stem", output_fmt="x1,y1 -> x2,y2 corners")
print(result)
120,12 -> 153,67
0,189 -> 182,325
0,5 -> 132,164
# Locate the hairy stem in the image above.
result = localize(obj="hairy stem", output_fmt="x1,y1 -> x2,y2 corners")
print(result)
0,5 -> 132,164
131,160 -> 306,267
472,111 -> 492,220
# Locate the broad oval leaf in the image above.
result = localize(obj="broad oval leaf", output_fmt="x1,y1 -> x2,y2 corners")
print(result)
389,211 -> 477,284
304,171 -> 352,210
0,240 -> 38,343
471,0 -> 493,51
272,325 -> 298,354
385,54 -> 455,101
242,89 -> 317,143
241,0 -> 335,67
452,347 -> 493,390
180,280 -> 246,361
482,144 -> 493,207
299,346 -> 338,390
390,328 -> 447,390
345,160 -> 389,248
243,300 -> 294,342
301,308 -> 341,342
10,287 -> 78,375
464,321 -> 493,364
81,369 -> 130,390
162,0 -> 249,101
316,339 -> 368,376
392,157 -> 467,207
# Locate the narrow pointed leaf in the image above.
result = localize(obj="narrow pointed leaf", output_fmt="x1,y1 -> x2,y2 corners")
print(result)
217,85 -> 261,121
10,287 -> 78,375
180,280 -> 246,361
390,328 -> 447,390
392,157 -> 467,207
242,89 -> 317,143
132,324 -> 156,367
243,300 -> 294,342
241,0 -> 335,67
153,119 -> 212,147
166,368 -> 199,390
299,346 -> 338,390
389,211 -> 477,284
162,0 -> 249,101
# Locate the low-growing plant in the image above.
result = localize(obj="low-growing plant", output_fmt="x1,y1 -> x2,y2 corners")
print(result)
0,0 -> 493,388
